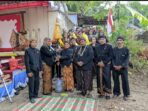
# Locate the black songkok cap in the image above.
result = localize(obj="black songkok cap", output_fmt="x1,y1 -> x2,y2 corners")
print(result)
116,36 -> 125,41
99,35 -> 106,39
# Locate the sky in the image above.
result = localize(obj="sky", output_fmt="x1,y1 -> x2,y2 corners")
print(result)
121,1 -> 148,5
140,1 -> 148,5
101,1 -> 148,9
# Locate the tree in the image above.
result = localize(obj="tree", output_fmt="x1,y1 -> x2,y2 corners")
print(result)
65,1 -> 103,17
130,1 -> 148,18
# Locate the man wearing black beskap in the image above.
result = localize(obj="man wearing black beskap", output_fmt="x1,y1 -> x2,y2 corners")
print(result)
25,39 -> 42,103
40,38 -> 56,95
94,35 -> 113,100
74,38 -> 94,97
112,36 -> 130,101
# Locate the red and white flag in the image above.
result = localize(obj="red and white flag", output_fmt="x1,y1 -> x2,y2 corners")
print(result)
107,8 -> 113,37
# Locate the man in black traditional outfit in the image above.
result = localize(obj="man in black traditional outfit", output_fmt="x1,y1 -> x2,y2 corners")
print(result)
112,36 -> 130,101
90,37 -> 98,79
70,38 -> 78,53
40,38 -> 56,95
56,42 -> 74,91
25,39 -> 42,103
70,38 -> 79,87
74,38 -> 94,97
51,40 -> 62,78
94,35 -> 113,100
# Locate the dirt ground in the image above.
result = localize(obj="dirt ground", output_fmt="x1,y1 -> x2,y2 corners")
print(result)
0,69 -> 148,111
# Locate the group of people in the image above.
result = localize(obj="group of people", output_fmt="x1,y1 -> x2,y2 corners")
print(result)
24,26 -> 130,103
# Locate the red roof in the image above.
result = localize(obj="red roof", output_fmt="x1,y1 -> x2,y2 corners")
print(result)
0,1 -> 49,11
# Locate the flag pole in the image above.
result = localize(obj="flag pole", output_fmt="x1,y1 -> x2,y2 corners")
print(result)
107,8 -> 113,37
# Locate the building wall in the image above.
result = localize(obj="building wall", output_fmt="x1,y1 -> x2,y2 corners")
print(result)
57,12 -> 74,32
0,6 -> 74,48
0,6 -> 49,48
48,11 -> 58,39
25,7 -> 49,48
68,14 -> 78,26
48,10 -> 74,39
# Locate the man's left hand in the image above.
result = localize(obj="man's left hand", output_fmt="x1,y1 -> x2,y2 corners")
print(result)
98,62 -> 105,67
57,55 -> 61,59
57,62 -> 60,65
40,71 -> 43,74
118,66 -> 122,70
115,66 -> 122,70
55,56 -> 60,61
78,61 -> 84,66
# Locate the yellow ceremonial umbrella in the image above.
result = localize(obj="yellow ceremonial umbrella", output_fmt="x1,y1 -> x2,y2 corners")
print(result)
52,20 -> 64,47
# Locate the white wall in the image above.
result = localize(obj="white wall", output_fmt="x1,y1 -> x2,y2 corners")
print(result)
48,11 -> 58,39
25,7 -> 49,48
48,10 -> 74,39
57,12 -> 74,33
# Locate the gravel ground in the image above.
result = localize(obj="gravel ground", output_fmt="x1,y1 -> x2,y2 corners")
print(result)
0,71 -> 148,111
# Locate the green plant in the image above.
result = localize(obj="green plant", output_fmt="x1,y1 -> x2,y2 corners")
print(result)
109,23 -> 148,73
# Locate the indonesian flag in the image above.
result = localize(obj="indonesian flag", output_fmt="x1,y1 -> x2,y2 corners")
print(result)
107,8 -> 113,37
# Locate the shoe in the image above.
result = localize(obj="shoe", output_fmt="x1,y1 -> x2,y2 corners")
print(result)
43,92 -> 52,95
68,89 -> 74,93
112,95 -> 119,98
82,91 -> 87,96
98,95 -> 104,98
106,96 -> 111,100
77,91 -> 86,96
34,95 -> 42,98
74,84 -> 77,88
86,94 -> 92,98
123,96 -> 128,101
30,98 -> 35,103
77,92 -> 83,95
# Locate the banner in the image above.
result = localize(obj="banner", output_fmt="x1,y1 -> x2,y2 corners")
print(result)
0,14 -> 21,48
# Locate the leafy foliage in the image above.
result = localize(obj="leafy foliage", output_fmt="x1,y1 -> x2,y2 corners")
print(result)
65,1 -> 104,19
130,1 -> 148,19
105,2 -> 148,71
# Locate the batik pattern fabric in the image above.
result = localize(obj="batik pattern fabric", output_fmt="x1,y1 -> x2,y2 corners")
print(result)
62,64 -> 74,90
76,70 -> 93,92
42,64 -> 52,94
